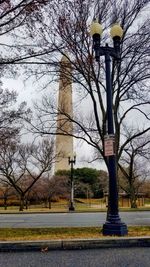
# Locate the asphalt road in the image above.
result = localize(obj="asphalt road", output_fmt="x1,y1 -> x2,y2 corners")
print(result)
0,211 -> 149,228
0,248 -> 150,267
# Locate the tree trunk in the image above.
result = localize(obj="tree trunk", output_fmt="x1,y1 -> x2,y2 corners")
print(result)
19,195 -> 24,211
130,196 -> 137,208
4,197 -> 7,210
25,199 -> 29,210
44,199 -> 48,208
48,197 -> 51,209
130,188 -> 137,208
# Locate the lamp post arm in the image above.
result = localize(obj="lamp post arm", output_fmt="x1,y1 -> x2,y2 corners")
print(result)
93,45 -> 120,60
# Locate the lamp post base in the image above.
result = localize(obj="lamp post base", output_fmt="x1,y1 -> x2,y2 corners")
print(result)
69,204 -> 75,211
103,221 -> 128,236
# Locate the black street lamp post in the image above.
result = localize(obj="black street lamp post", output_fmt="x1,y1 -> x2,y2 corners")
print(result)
90,21 -> 128,236
68,154 -> 76,211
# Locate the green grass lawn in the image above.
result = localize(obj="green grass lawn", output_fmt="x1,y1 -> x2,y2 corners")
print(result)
0,226 -> 149,241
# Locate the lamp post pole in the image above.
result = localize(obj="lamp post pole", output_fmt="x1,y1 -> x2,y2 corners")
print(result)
90,22 -> 128,236
68,154 -> 76,211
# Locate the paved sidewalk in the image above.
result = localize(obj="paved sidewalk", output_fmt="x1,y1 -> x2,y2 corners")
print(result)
0,237 -> 150,252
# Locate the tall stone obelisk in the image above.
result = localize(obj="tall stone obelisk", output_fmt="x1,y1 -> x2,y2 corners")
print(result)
55,55 -> 73,172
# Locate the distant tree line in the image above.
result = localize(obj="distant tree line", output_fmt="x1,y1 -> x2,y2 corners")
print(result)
56,167 -> 108,199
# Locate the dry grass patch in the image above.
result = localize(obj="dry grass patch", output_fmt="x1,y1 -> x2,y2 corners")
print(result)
0,226 -> 150,241
128,226 -> 150,237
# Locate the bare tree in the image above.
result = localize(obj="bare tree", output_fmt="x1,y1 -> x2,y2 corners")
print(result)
0,86 -> 29,141
38,176 -> 69,209
0,138 -> 55,211
0,182 -> 15,210
118,134 -> 150,208
23,1 -> 150,175
0,0 -> 55,74
140,180 -> 150,198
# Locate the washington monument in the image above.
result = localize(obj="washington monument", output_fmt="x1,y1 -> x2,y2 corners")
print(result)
55,55 -> 73,172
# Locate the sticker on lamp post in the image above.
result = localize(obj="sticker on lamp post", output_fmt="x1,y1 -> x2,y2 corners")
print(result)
104,135 -> 115,156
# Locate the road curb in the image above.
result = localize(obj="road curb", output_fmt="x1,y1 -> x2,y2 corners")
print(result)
0,237 -> 150,252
